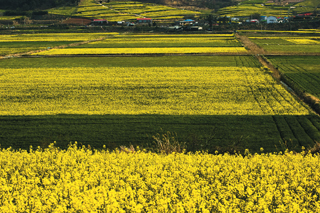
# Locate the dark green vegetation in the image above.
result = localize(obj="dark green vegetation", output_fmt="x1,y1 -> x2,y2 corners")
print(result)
0,114 -> 319,153
267,56 -> 320,99
0,0 -> 80,11
0,55 -> 261,68
0,41 -> 77,56
71,39 -> 242,48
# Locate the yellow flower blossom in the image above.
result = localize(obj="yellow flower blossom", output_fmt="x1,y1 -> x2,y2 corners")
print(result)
0,144 -> 319,212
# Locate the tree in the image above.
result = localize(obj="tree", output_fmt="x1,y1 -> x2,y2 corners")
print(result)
207,14 -> 213,28
250,13 -> 260,20
310,0 -> 320,15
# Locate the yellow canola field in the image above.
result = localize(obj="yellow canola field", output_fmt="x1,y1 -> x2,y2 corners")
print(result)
0,144 -> 320,212
0,66 -> 309,115
285,39 -> 320,45
33,47 -> 247,55
0,33 -> 118,42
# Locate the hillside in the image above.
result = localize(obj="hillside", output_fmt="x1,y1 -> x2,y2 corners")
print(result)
136,0 -> 237,10
0,0 -> 80,11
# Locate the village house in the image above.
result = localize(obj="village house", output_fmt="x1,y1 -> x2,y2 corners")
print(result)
91,19 -> 107,25
136,18 -> 152,25
267,16 -> 277,24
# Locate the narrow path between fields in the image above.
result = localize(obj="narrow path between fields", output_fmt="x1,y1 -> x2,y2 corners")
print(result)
236,33 -> 320,116
236,33 -> 281,79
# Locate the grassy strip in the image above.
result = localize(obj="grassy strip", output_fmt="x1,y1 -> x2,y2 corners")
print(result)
0,56 -> 260,68
0,41 -> 77,56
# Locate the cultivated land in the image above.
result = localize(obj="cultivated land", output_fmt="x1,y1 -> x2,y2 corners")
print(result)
48,0 -> 202,22
1,0 -> 320,209
0,33 -> 118,56
33,34 -> 247,55
248,36 -> 320,54
1,32 -> 320,153
267,56 -> 320,99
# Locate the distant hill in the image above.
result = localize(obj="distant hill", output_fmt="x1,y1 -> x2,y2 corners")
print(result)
0,0 -> 80,11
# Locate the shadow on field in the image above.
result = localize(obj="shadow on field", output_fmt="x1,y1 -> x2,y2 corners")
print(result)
0,115 -> 319,153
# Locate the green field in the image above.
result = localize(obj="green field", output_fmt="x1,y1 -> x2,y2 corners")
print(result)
1,54 -> 320,153
0,41 -> 76,56
0,33 -> 117,56
266,56 -> 320,99
70,35 -> 242,48
249,37 -> 320,54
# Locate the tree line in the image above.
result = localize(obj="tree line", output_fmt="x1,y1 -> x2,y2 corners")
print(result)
0,0 -> 80,11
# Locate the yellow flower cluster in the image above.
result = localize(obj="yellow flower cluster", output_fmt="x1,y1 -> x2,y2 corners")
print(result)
0,16 -> 22,20
33,47 -> 247,55
285,39 -> 320,45
0,66 -> 309,115
0,143 -> 320,212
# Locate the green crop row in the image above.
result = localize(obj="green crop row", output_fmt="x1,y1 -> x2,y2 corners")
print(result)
267,56 -> 320,99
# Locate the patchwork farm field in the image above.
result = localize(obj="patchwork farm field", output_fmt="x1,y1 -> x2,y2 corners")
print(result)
70,35 -> 242,48
0,33 -> 117,56
1,29 -> 320,212
248,36 -> 320,54
1,53 -> 320,153
33,34 -> 247,55
266,56 -> 320,99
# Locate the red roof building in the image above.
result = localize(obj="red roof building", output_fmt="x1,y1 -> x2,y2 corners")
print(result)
92,19 -> 107,24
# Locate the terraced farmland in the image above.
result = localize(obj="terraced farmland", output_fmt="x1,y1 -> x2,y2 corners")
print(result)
49,0 -> 201,22
218,3 -> 291,17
